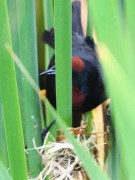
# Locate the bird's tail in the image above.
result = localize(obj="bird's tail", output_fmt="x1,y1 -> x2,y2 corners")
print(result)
42,28 -> 55,48
72,0 -> 84,36
42,1 -> 83,47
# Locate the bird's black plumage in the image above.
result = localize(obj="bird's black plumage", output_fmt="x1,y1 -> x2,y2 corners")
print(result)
40,1 -> 107,126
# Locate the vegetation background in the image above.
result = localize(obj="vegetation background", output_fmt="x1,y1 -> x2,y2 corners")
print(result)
0,0 -> 135,179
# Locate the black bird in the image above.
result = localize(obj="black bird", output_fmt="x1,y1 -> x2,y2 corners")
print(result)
40,1 -> 107,126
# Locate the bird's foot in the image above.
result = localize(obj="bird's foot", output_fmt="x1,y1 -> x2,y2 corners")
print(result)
56,125 -> 108,141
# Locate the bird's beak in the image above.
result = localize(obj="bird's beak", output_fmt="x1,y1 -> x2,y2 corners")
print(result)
39,66 -> 55,76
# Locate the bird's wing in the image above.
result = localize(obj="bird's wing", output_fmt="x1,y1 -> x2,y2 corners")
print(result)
42,28 -> 55,48
85,36 -> 95,50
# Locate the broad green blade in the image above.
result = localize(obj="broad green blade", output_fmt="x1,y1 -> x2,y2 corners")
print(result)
43,0 -> 56,136
124,0 -> 135,46
15,0 -> 42,177
43,0 -> 54,30
36,0 -> 45,73
121,0 -> 135,83
85,112 -> 93,132
108,127 -> 121,180
0,0 -> 27,179
54,0 -> 72,126
43,0 -> 54,67
0,91 -> 9,168
0,162 -> 12,180
6,0 -> 23,139
100,46 -> 135,179
88,0 -> 125,67
88,1 -> 135,178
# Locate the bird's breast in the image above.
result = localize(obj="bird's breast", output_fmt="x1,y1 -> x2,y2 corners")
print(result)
72,87 -> 86,109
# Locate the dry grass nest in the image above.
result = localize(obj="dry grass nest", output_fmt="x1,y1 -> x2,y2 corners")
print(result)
28,123 -> 108,180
